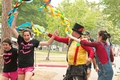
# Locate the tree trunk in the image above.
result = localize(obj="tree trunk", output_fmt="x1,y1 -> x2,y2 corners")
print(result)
0,0 -> 12,71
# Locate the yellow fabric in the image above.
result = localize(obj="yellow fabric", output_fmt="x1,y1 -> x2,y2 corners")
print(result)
68,40 -> 87,66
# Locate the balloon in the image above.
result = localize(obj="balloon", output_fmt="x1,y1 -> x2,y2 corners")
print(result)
32,24 -> 46,36
7,0 -> 47,37
7,0 -> 33,28
16,22 -> 32,31
18,0 -> 33,3
24,0 -> 33,3
7,2 -> 23,28
44,0 -> 51,4
16,22 -> 46,36
38,0 -> 72,34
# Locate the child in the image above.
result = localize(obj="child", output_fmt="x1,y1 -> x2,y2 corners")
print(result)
1,38 -> 18,80
11,11 -> 57,80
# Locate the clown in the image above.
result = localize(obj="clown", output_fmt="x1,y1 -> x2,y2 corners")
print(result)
48,23 -> 94,80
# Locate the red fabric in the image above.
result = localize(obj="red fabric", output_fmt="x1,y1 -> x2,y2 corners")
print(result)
74,46 -> 79,64
80,40 -> 114,64
78,28 -> 84,32
48,33 -> 94,59
48,33 -> 69,44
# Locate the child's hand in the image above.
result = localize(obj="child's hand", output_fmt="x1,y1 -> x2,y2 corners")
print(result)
86,58 -> 92,66
95,66 -> 99,72
112,62 -> 116,68
53,29 -> 58,36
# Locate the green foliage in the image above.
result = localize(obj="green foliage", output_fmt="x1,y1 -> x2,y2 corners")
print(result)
102,0 -> 120,25
13,0 -> 47,27
89,13 -> 120,44
3,0 -> 119,44
46,0 -> 101,36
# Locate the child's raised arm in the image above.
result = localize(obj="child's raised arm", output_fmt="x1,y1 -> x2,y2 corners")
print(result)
11,12 -> 19,38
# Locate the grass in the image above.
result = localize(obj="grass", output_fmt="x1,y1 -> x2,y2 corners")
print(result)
34,50 -> 67,65
36,49 -> 67,55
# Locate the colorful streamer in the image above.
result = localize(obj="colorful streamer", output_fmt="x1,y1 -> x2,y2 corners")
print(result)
32,24 -> 46,36
8,0 -> 46,36
38,0 -> 72,34
18,0 -> 33,3
7,0 -> 33,28
7,1 -> 24,28
16,22 -> 46,36
16,22 -> 32,31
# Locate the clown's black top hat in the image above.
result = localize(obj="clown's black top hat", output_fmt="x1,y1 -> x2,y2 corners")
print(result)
72,23 -> 84,35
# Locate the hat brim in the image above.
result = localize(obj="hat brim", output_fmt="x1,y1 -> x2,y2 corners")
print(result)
72,28 -> 83,35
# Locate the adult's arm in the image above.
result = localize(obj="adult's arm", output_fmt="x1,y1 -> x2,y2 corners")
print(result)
48,33 -> 69,44
39,30 -> 57,46
110,47 -> 114,62
81,44 -> 94,59
81,41 -> 94,65
80,40 -> 98,48
92,57 -> 99,72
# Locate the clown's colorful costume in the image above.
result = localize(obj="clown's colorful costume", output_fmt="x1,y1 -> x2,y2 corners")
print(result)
48,23 -> 94,80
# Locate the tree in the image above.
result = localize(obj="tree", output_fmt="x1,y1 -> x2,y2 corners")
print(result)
0,0 -> 2,22
0,0 -> 12,71
101,0 -> 120,25
46,0 -> 101,35
13,0 -> 47,27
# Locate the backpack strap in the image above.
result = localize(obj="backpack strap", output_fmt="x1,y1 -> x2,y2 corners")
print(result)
100,42 -> 111,62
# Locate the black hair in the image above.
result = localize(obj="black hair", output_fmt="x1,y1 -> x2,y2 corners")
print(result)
98,30 -> 111,41
2,38 -> 13,47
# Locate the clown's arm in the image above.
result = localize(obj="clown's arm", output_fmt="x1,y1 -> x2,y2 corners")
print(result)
47,33 -> 69,45
67,34 -> 80,42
